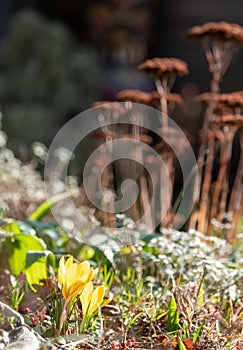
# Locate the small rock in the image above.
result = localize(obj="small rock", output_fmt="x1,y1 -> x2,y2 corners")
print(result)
0,329 -> 9,349
0,302 -> 24,331
0,326 -> 58,350
0,326 -> 40,350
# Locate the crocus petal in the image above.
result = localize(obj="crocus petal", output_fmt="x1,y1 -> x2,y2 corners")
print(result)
67,280 -> 87,304
66,263 -> 80,288
58,256 -> 66,286
91,268 -> 98,280
81,282 -> 93,317
88,285 -> 105,316
79,260 -> 90,273
102,297 -> 112,308
81,284 -> 106,317
66,255 -> 74,268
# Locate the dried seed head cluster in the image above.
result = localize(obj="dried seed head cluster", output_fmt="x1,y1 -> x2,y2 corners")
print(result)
187,21 -> 243,43
120,133 -> 153,144
195,92 -> 243,114
92,129 -> 118,139
116,89 -> 183,107
93,101 -> 126,114
214,114 -> 243,126
196,92 -> 243,104
137,57 -> 189,79
115,89 -> 157,104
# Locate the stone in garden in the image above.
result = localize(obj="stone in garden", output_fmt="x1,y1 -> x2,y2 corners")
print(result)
0,326 -> 57,350
0,301 -> 24,331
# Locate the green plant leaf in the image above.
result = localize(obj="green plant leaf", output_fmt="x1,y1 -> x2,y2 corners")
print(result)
28,189 -> 79,221
4,221 -> 22,233
25,250 -> 55,288
198,282 -> 204,307
193,321 -> 205,343
28,200 -> 52,221
178,336 -> 187,350
168,295 -> 179,332
8,233 -> 46,276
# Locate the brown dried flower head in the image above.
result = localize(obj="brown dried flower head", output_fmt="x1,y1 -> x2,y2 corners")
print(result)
92,129 -> 118,139
214,114 -> 243,126
116,89 -> 183,108
115,89 -> 156,104
187,21 -> 243,44
195,92 -> 243,114
220,92 -> 243,107
93,101 -> 126,114
120,133 -> 153,144
137,57 -> 189,80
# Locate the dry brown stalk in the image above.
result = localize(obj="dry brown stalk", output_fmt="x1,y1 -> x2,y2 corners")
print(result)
207,116 -> 243,238
227,128 -> 243,241
144,155 -> 160,230
139,174 -> 154,232
154,128 -> 185,228
197,130 -> 216,233
228,129 -> 243,213
86,155 -> 115,228
187,22 -> 243,233
133,58 -> 188,229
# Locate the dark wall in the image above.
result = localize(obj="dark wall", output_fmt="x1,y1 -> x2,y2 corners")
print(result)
148,0 -> 243,92
1,0 -> 243,94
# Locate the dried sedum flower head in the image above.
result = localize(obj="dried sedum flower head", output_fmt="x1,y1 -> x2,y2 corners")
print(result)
187,22 -> 243,94
92,101 -> 126,114
214,114 -> 243,127
195,92 -> 243,114
137,57 -> 189,80
116,89 -> 183,107
220,92 -> 243,108
92,129 -> 118,139
116,89 -> 156,104
120,133 -> 153,144
187,21 -> 243,44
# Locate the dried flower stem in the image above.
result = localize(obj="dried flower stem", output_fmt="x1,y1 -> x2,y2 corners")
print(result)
197,130 -> 215,233
155,79 -> 168,128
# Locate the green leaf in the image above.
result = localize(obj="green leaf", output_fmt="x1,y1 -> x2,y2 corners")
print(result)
28,189 -> 79,221
28,200 -> 52,221
182,320 -> 190,338
4,221 -> 22,233
25,250 -> 55,288
198,282 -> 204,307
178,336 -> 187,350
168,295 -> 179,332
193,322 -> 205,343
8,233 -> 46,276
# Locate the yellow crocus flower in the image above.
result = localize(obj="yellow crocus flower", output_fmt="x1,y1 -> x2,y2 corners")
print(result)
58,256 -> 98,306
80,282 -> 110,317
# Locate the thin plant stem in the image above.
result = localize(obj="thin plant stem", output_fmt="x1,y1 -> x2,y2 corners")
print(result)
155,78 -> 168,129
197,130 -> 215,233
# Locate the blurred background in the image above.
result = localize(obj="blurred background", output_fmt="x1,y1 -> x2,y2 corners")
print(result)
0,0 -> 243,156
